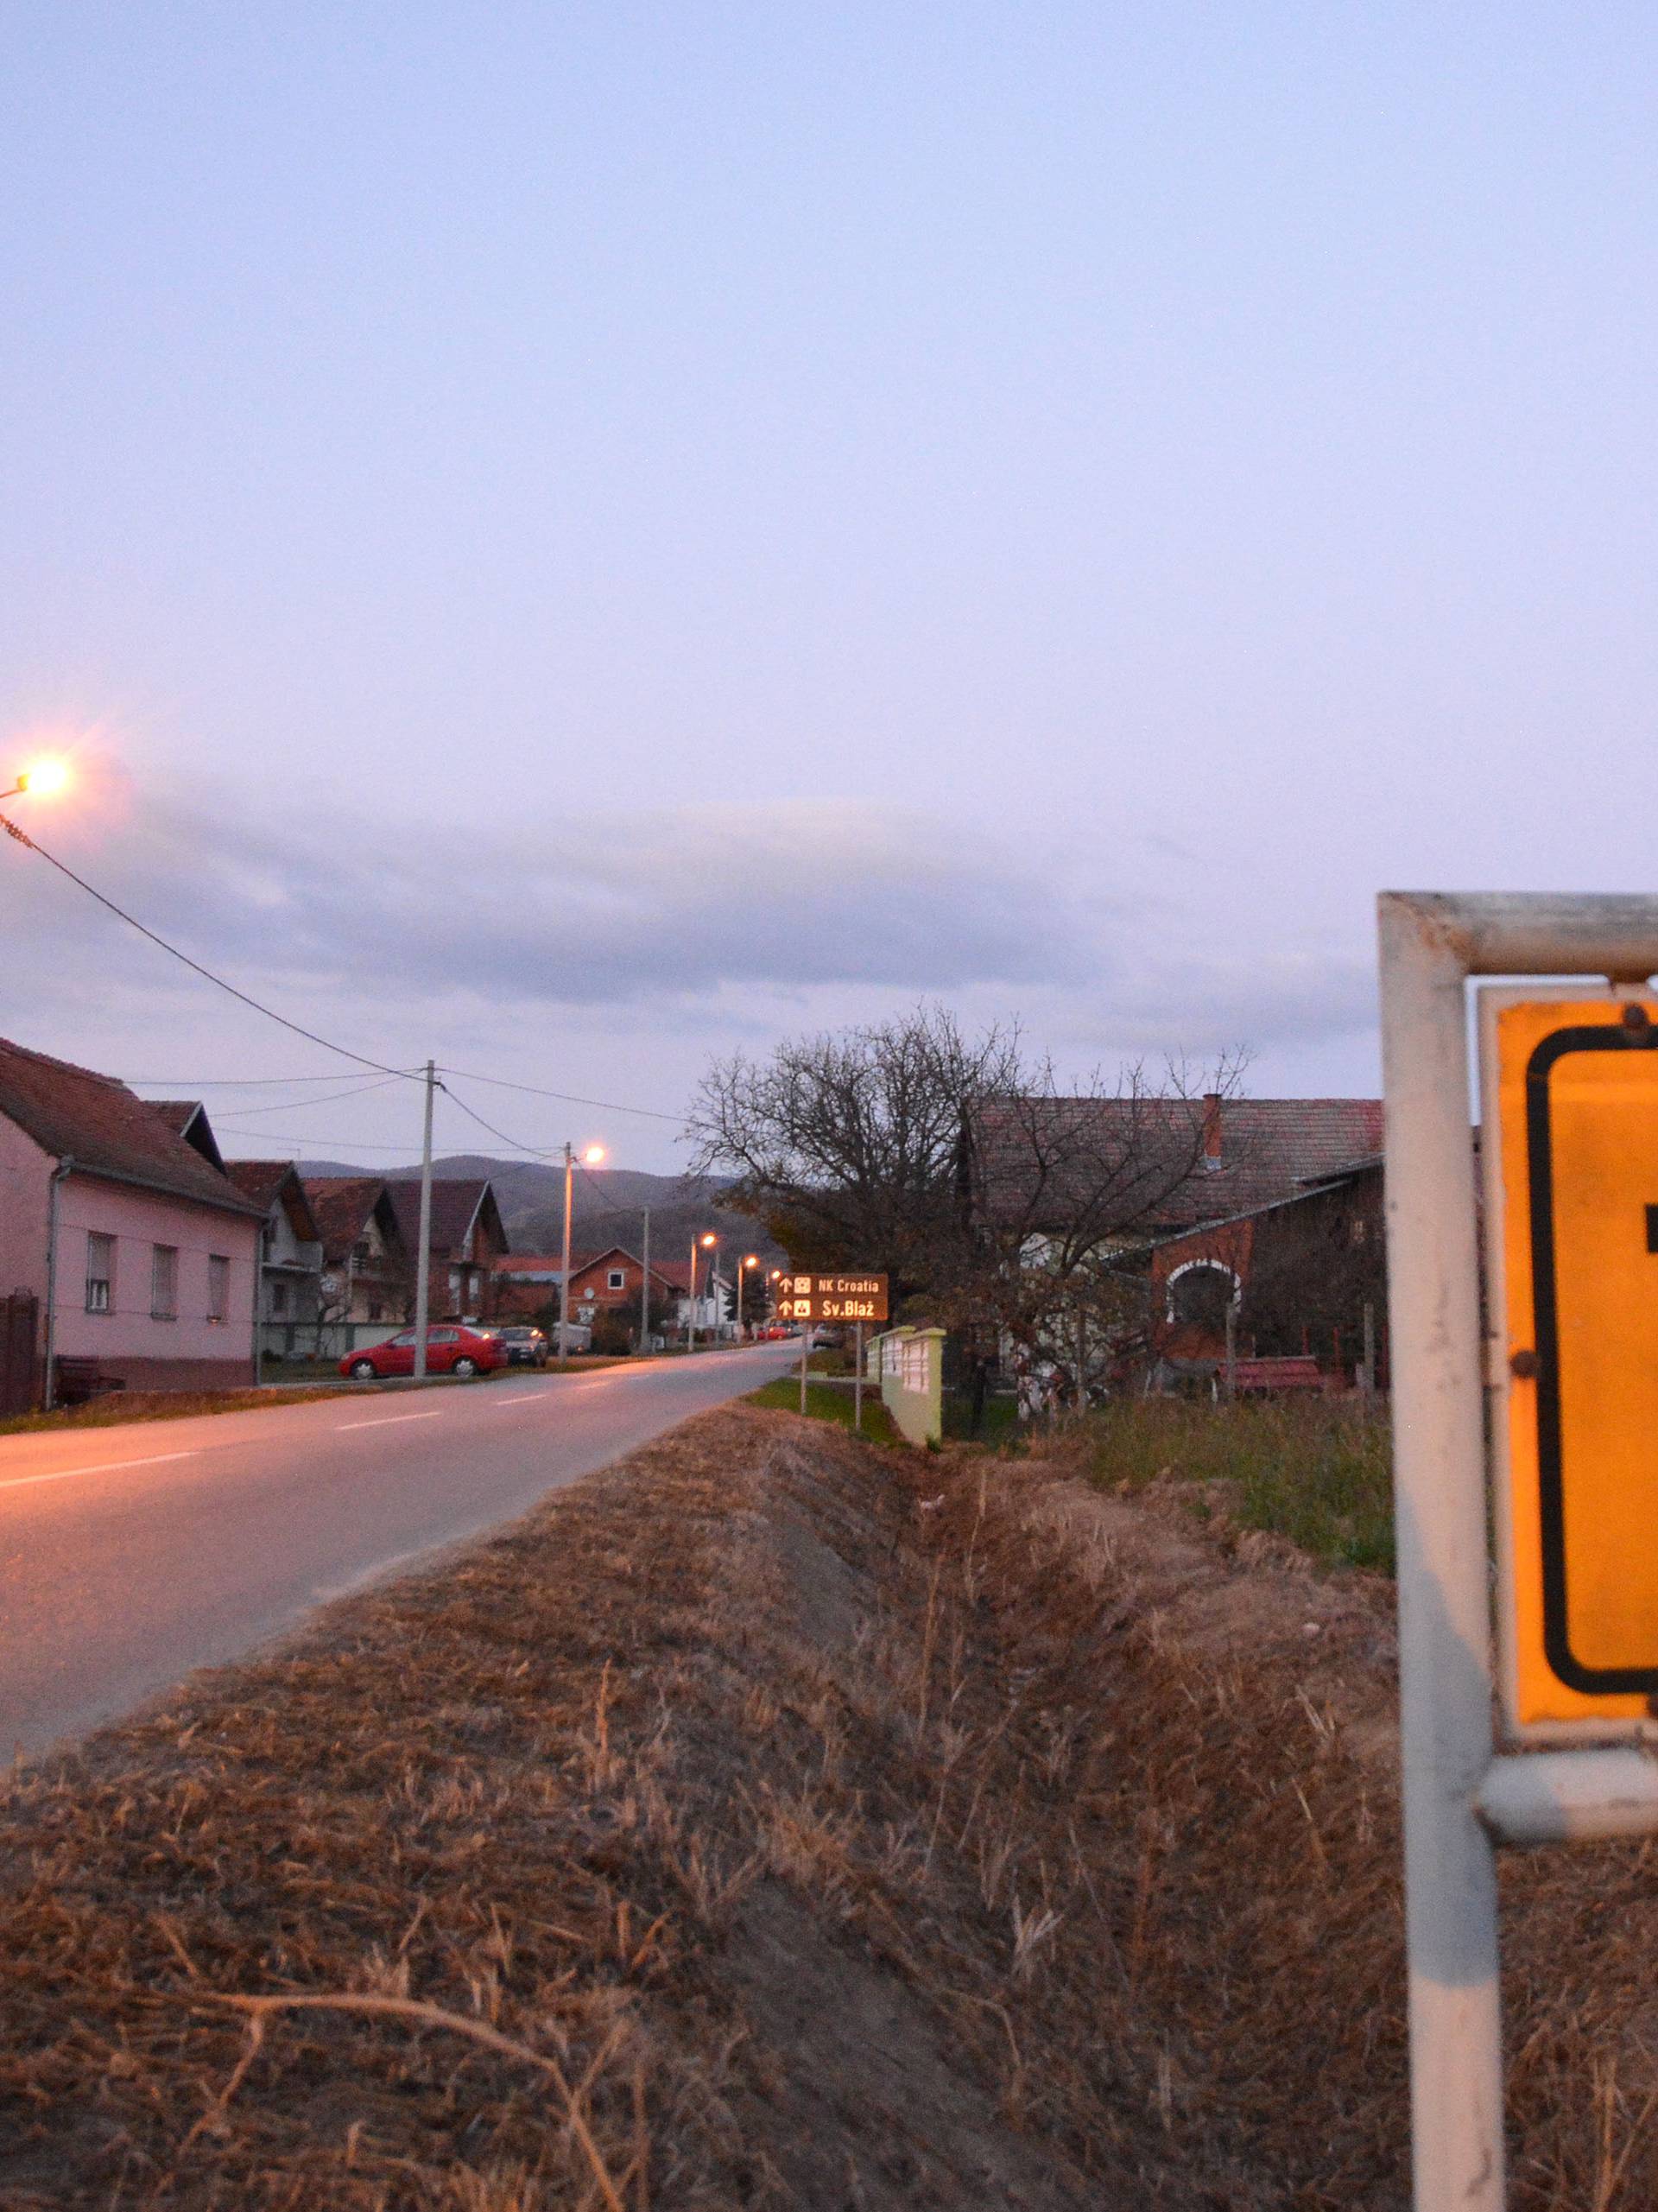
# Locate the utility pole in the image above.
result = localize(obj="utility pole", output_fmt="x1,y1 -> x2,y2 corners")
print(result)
559,1142 -> 575,1366
413,1061 -> 435,1384
687,1233 -> 698,1355
639,1207 -> 650,1354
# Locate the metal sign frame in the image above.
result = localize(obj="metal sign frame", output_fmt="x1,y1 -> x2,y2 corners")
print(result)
1380,893 -> 1658,2212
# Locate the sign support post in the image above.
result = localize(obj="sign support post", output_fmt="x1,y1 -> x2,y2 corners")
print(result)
854,1321 -> 864,1433
1379,891 -> 1658,2212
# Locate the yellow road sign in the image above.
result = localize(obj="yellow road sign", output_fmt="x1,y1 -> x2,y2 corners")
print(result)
1491,995 -> 1658,1727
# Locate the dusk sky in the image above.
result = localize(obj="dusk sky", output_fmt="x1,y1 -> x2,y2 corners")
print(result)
3,4 -> 1655,1173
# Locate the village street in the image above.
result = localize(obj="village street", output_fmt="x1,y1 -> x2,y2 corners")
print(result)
0,1341 -> 795,1759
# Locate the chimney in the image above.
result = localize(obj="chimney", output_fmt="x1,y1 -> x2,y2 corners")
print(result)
1201,1093 -> 1223,1170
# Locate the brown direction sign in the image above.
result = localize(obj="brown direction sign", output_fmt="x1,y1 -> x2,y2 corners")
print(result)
773,1272 -> 889,1323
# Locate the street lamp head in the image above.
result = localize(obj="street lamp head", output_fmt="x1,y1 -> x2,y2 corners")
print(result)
744,1253 -> 758,1268
581,1144 -> 605,1165
699,1232 -> 718,1247
11,757 -> 71,802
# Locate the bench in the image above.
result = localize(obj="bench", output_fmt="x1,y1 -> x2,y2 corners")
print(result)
54,1357 -> 128,1408
1227,1356 -> 1326,1395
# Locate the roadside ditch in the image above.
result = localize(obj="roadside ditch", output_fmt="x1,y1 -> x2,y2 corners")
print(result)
2,1406 -> 1655,2207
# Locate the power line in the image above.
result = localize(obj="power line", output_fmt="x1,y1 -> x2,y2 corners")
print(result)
212,1076 -> 406,1119
121,1073 -> 410,1087
218,1132 -> 419,1153
436,1081 -> 559,1161
436,1066 -> 685,1125
2,811 -> 418,1081
4,812 -> 686,1134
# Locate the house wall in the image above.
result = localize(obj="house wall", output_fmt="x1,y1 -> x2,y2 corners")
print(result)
53,1173 -> 259,1390
0,1113 -> 52,1302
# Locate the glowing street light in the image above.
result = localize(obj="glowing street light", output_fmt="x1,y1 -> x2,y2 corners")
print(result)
0,757 -> 72,804
558,1140 -> 606,1365
737,1252 -> 760,1337
687,1231 -> 718,1353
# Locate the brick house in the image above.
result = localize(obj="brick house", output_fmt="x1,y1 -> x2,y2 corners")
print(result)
491,1247 -> 712,1338
0,1039 -> 264,1398
965,1090 -> 1385,1385
384,1180 -> 508,1321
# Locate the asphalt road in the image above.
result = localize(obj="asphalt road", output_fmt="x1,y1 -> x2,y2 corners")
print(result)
0,1341 -> 797,1759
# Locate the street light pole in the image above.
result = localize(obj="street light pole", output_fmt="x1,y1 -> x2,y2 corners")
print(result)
557,1140 -> 606,1366
687,1233 -> 698,1355
559,1143 -> 575,1366
413,1059 -> 435,1384
639,1206 -> 650,1354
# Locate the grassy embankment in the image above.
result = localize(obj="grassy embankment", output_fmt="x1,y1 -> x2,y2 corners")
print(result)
1082,1395 -> 1395,1573
744,1373 -> 901,1441
758,1375 -> 1395,1572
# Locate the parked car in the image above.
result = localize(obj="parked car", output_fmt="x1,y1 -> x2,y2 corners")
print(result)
339,1324 -> 507,1380
493,1325 -> 549,1368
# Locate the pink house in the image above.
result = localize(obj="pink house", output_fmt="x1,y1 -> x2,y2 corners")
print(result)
0,1038 -> 265,1401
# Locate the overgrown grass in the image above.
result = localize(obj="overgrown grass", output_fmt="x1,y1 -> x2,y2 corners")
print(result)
1082,1396 -> 1395,1572
745,1374 -> 901,1442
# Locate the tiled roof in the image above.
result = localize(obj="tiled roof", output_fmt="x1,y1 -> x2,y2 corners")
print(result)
0,1038 -> 265,1217
224,1159 -> 321,1243
383,1178 -> 508,1259
970,1095 -> 1384,1239
497,1247 -> 687,1290
303,1176 -> 396,1266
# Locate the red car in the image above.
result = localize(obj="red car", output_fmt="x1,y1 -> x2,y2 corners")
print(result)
339,1324 -> 507,1381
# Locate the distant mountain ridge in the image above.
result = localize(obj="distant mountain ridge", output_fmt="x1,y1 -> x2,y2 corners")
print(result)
288,1154 -> 782,1264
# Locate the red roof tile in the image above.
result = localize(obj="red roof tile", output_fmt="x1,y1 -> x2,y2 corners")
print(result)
971,1095 -> 1384,1238
0,1039 -> 263,1218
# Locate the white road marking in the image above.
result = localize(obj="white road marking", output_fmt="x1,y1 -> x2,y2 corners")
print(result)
0,1449 -> 198,1493
481,1395 -> 543,1408
335,1411 -> 446,1431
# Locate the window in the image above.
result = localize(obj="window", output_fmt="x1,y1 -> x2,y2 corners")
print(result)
389,1330 -> 415,1347
430,1328 -> 459,1343
206,1254 -> 230,1323
607,1270 -> 626,1290
367,1300 -> 383,1322
271,1279 -> 288,1316
261,1223 -> 275,1260
85,1233 -> 114,1314
352,1239 -> 370,1266
150,1245 -> 179,1321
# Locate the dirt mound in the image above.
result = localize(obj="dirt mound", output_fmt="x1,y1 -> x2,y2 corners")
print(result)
2,1410 -> 1655,2207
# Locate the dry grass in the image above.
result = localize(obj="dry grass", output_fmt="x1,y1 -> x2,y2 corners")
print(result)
0,1385 -> 350,1440
3,1410 -> 1656,2207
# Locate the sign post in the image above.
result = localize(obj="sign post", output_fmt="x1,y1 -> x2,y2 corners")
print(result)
1380,893 -> 1658,2212
773,1276 -> 889,1424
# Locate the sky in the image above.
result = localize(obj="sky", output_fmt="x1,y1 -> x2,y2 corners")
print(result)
3,3 -> 1655,1173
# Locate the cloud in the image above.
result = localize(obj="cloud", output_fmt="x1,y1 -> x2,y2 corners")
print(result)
0,780 -> 1088,1016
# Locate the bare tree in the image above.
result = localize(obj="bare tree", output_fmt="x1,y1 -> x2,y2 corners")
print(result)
684,1005 -> 1022,1296
688,1005 -> 1248,1404
947,1051 -> 1250,1401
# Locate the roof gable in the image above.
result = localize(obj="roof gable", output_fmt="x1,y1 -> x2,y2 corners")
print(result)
383,1178 -> 509,1260
225,1159 -> 321,1243
0,1040 -> 264,1218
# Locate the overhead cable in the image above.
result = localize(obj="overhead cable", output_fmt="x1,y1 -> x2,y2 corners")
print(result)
2,812 -> 418,1081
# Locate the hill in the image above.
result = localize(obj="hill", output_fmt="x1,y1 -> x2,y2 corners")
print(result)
292,1155 -> 785,1264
